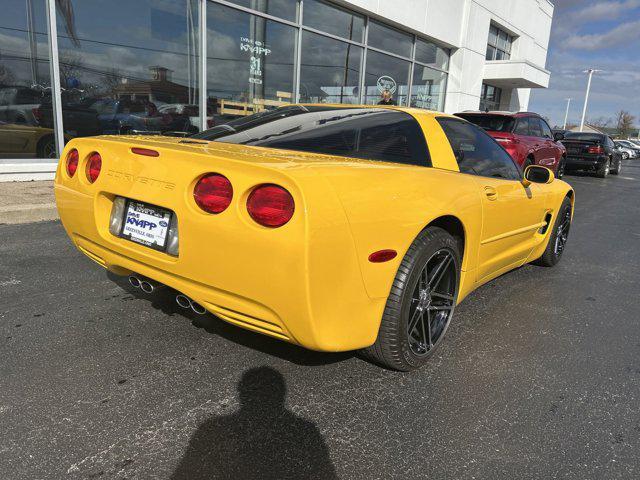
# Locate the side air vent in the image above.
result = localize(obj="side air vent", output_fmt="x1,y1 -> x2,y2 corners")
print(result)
539,212 -> 553,234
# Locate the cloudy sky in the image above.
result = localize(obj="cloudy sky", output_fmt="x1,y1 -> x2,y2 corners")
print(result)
529,0 -> 640,128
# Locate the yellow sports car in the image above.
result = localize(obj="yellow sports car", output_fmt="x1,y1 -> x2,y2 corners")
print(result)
54,105 -> 574,371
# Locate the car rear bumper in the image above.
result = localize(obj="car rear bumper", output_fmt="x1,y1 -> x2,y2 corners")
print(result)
54,157 -> 384,353
565,155 -> 607,170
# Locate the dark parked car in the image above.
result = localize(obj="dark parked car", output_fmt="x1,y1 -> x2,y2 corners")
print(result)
37,95 -> 102,138
559,132 -> 622,177
455,111 -> 566,178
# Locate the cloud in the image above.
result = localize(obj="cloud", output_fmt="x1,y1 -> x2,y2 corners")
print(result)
566,0 -> 640,22
564,19 -> 640,50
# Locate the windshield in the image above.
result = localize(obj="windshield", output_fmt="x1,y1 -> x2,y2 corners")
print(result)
455,114 -> 515,132
191,106 -> 430,166
564,133 -> 604,142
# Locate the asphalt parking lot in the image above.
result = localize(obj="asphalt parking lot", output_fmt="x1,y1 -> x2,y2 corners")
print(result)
1,161 -> 639,479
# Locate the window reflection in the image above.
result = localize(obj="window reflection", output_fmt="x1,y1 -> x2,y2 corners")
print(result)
363,50 -> 410,106
223,0 -> 298,22
367,20 -> 413,58
410,66 -> 447,111
207,2 -> 296,122
0,0 -> 56,158
55,0 -> 200,140
303,0 -> 364,42
415,39 -> 449,70
299,31 -> 361,104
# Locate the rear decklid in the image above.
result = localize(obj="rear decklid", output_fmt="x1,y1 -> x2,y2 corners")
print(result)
54,134 -> 373,349
561,134 -> 605,156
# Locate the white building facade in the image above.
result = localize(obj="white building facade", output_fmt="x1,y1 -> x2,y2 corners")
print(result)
0,0 -> 552,181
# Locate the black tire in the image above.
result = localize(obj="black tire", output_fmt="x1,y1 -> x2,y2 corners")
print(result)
595,159 -> 610,178
556,156 -> 566,179
610,158 -> 621,175
532,197 -> 572,267
621,152 -> 629,160
360,227 -> 461,371
36,135 -> 57,158
523,157 -> 534,170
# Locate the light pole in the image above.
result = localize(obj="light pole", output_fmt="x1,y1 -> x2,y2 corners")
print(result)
562,98 -> 571,130
579,69 -> 601,132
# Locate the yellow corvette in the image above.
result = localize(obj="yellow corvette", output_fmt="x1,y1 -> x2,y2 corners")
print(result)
54,105 -> 574,371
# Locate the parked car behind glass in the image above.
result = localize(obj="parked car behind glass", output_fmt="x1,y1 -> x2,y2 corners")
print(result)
455,111 -> 566,178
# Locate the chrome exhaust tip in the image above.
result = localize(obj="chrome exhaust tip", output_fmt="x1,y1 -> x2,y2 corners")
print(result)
140,281 -> 154,294
190,301 -> 207,315
175,294 -> 191,309
128,275 -> 141,288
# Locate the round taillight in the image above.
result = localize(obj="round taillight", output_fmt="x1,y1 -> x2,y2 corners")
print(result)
86,152 -> 102,183
247,184 -> 295,228
66,149 -> 79,177
193,173 -> 233,214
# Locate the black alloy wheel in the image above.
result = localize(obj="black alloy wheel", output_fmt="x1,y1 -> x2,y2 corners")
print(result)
361,227 -> 461,371
556,157 -> 566,179
533,197 -> 572,267
554,208 -> 571,256
407,249 -> 457,356
596,159 -> 610,178
611,158 -> 622,175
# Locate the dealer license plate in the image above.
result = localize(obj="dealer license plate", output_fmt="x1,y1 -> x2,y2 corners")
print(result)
120,200 -> 172,251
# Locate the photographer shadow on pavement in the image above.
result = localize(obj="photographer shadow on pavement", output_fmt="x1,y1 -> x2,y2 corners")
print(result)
170,366 -> 338,480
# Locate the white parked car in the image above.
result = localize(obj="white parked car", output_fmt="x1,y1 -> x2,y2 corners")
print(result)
614,140 -> 640,159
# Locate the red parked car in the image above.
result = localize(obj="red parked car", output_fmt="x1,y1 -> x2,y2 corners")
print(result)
455,111 -> 566,178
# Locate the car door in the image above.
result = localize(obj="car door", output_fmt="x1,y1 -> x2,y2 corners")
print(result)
534,117 -> 560,170
437,118 -> 549,282
513,116 -> 537,164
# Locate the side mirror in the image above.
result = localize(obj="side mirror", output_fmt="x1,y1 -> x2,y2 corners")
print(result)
522,165 -> 554,187
553,132 -> 564,141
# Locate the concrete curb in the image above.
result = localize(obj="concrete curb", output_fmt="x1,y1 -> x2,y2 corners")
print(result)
0,204 -> 58,225
0,180 -> 58,225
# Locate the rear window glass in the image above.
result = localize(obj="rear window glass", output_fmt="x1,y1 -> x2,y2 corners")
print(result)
564,133 -> 605,141
455,114 -> 515,133
192,106 -> 430,167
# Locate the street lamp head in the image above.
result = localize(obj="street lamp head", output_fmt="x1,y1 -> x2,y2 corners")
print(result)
583,69 -> 603,74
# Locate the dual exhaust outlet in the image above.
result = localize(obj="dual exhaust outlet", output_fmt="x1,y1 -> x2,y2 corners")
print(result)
128,274 -> 206,315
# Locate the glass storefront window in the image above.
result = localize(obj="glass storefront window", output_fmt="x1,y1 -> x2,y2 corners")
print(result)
224,0 -> 298,22
0,0 -> 56,159
480,83 -> 502,111
1,0 -> 453,162
415,39 -> 449,70
303,0 -> 364,42
367,20 -> 413,58
299,31 -> 361,104
363,50 -> 410,106
207,2 -> 296,121
410,66 -> 447,111
55,0 -> 200,140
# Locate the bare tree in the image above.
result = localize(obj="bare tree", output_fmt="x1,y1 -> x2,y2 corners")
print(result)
0,65 -> 16,85
588,116 -> 612,130
101,68 -> 123,98
615,110 -> 636,138
58,52 -> 84,89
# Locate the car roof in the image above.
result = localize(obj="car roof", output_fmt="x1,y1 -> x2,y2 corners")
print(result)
294,103 -> 457,120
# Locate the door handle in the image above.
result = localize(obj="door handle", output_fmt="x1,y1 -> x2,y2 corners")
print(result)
484,186 -> 498,200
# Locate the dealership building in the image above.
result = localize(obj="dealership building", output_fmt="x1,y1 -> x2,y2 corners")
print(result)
0,0 -> 553,180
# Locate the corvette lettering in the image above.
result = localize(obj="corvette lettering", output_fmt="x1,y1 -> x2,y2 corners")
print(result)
105,170 -> 175,190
